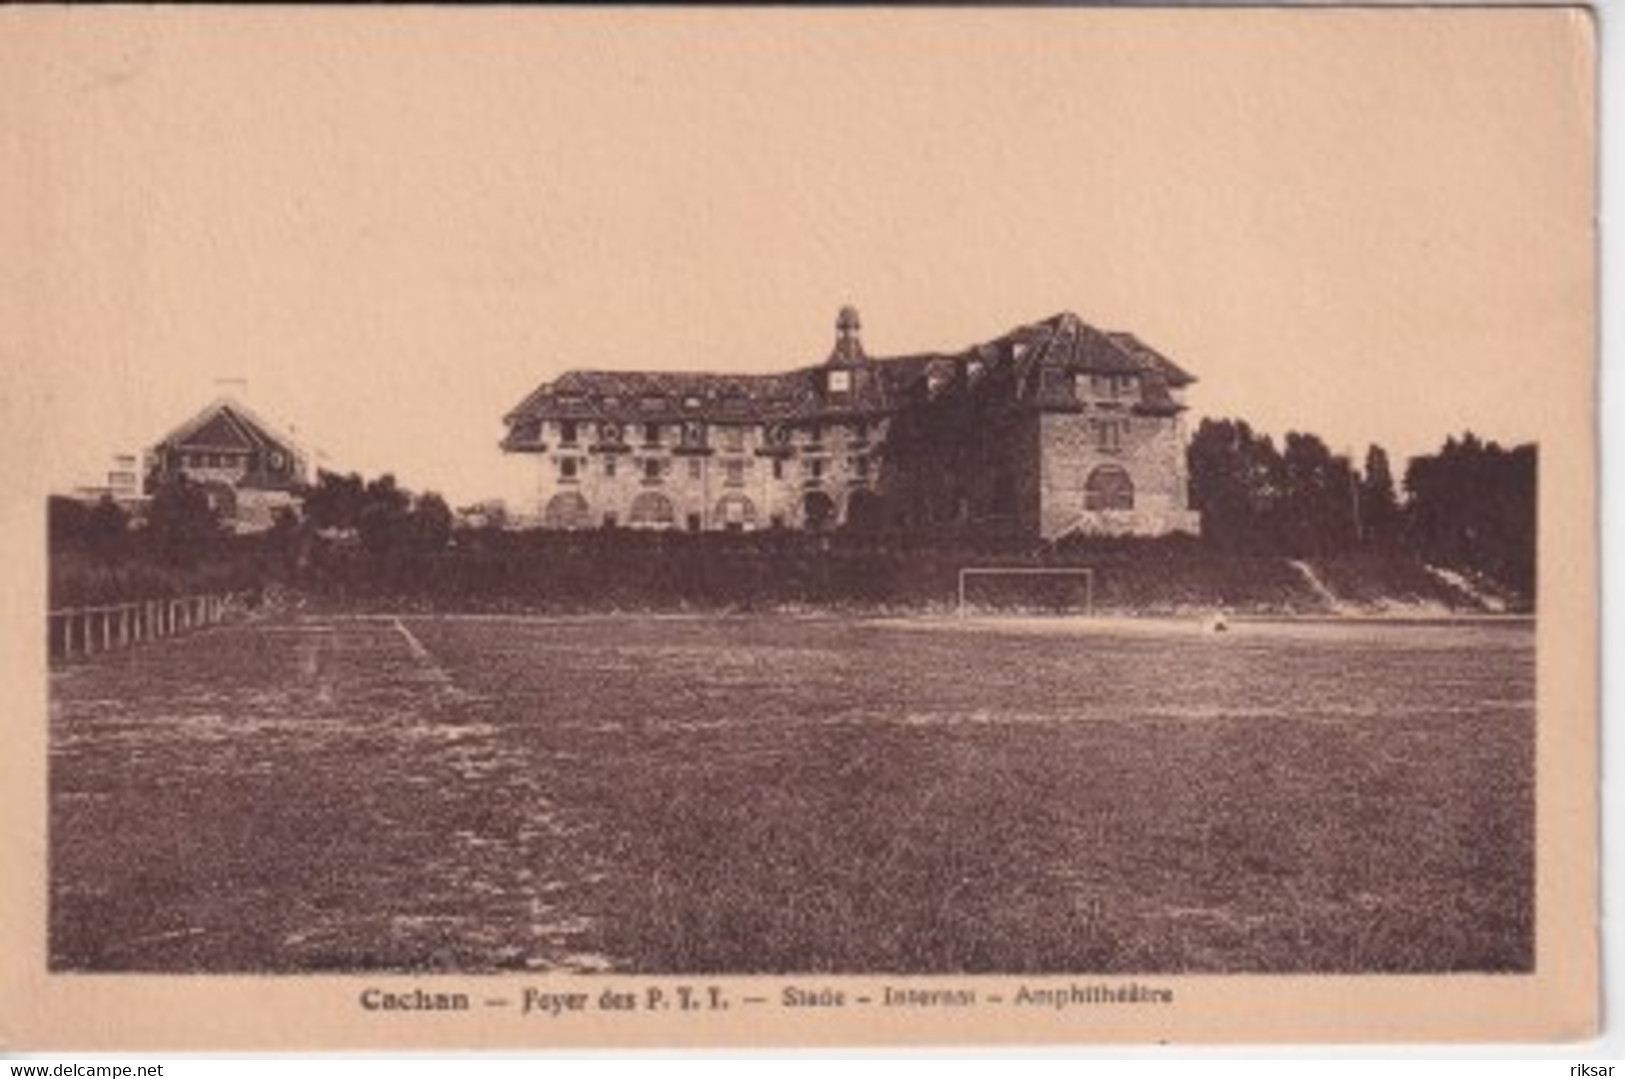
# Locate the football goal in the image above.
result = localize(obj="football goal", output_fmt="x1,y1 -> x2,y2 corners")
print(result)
956,567 -> 1095,616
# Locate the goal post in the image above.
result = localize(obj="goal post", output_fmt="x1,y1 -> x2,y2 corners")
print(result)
957,567 -> 1095,617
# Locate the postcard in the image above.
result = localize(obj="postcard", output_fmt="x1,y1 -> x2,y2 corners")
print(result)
0,5 -> 1597,1050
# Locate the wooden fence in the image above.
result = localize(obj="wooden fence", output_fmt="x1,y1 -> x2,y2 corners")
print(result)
47,593 -> 244,661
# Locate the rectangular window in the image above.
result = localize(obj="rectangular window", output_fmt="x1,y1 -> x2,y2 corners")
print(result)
688,458 -> 703,480
853,420 -> 869,442
854,455 -> 869,478
644,423 -> 662,446
808,459 -> 824,479
560,420 -> 578,445
644,459 -> 662,482
560,458 -> 579,480
1096,420 -> 1126,453
604,456 -> 617,478
808,422 -> 823,445
725,461 -> 745,487
603,512 -> 618,529
722,426 -> 744,452
772,459 -> 785,480
686,513 -> 702,532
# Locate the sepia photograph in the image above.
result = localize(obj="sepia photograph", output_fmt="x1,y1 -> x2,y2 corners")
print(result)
0,4 -> 1597,1050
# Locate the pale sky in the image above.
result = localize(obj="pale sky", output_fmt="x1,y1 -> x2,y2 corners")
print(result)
2,8 -> 1594,506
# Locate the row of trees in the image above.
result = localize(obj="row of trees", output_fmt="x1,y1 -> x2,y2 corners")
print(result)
297,471 -> 454,555
50,470 -> 457,568
52,424 -> 1537,601
1186,419 -> 1535,594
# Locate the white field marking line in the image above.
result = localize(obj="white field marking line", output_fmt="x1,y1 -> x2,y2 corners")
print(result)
391,617 -> 457,692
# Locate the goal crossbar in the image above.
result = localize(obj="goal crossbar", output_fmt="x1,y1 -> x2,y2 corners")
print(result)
956,567 -> 1095,616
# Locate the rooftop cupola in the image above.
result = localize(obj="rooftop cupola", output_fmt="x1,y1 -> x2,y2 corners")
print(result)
827,305 -> 868,365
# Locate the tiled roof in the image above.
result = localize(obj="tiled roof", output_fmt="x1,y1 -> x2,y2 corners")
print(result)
504,311 -> 1193,429
178,411 -> 257,450
151,397 -> 310,483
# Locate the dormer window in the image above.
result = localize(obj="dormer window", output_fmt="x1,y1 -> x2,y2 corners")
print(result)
828,370 -> 851,394
683,395 -> 703,410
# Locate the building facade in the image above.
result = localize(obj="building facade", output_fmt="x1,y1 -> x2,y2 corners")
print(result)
145,398 -> 310,532
502,309 -> 1200,540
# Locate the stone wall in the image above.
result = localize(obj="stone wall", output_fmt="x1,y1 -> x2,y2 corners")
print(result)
1037,411 -> 1198,539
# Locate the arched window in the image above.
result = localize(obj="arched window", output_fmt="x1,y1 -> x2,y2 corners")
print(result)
714,494 -> 758,532
543,491 -> 592,530
629,492 -> 677,528
1084,465 -> 1135,511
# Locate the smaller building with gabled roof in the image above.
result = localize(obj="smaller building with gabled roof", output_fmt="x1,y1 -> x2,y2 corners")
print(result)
145,397 -> 309,532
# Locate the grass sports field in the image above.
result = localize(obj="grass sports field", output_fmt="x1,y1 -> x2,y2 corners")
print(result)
49,612 -> 1534,974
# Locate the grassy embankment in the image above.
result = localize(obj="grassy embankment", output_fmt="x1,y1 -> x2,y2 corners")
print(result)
290,532 -> 1520,616
49,531 -> 1526,616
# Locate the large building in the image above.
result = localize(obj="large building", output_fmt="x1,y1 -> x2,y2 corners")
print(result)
501,309 -> 1200,539
145,397 -> 310,532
